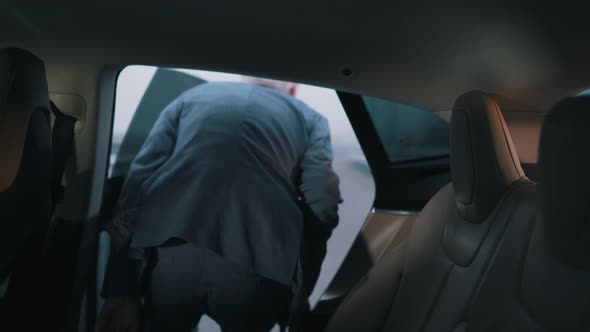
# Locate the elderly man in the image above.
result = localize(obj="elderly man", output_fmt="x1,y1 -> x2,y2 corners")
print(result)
96,77 -> 342,332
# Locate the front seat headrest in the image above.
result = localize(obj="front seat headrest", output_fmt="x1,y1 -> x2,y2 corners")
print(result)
0,47 -> 50,191
539,96 -> 590,270
451,91 -> 525,223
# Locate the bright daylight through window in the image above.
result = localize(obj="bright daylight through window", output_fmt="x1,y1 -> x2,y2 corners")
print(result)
111,66 -> 375,331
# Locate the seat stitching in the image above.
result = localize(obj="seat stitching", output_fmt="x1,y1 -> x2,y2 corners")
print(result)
491,95 -> 522,177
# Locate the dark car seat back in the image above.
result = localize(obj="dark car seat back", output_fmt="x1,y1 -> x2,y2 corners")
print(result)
324,91 -> 536,332
0,48 -> 52,285
463,96 -> 590,331
538,97 -> 590,270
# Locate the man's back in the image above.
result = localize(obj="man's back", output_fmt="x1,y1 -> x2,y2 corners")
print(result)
120,81 -> 340,284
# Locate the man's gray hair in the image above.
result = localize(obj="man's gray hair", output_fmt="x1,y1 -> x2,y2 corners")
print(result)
242,76 -> 298,95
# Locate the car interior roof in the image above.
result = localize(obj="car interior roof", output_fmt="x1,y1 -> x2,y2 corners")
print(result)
1,2 -> 589,113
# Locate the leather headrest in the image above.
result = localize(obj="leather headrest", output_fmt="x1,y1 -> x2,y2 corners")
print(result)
451,91 -> 525,223
539,96 -> 590,270
0,48 -> 50,191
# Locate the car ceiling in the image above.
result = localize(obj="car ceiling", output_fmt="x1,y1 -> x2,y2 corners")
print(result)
1,1 -> 589,112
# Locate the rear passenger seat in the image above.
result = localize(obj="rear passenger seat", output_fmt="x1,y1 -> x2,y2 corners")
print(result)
0,48 -> 53,327
324,91 -> 536,332
464,96 -> 590,331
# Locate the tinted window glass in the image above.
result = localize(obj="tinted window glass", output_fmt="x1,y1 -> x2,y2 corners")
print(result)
362,96 -> 449,163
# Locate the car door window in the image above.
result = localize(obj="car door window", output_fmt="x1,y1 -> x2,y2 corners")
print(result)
362,96 -> 449,163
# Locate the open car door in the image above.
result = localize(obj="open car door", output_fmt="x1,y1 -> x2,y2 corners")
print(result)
308,92 -> 451,330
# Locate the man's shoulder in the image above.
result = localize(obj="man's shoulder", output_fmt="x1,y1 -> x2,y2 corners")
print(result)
248,85 -> 322,116
178,81 -> 325,123
290,99 -> 325,128
175,82 -> 256,111
181,81 -> 252,98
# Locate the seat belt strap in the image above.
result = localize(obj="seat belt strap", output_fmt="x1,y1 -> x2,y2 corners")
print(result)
42,101 -> 77,252
49,100 -> 77,213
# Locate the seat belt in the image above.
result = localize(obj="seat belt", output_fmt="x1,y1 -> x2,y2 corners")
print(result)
49,100 -> 77,215
43,101 -> 77,251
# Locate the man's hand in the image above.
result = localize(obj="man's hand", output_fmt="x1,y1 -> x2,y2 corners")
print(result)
95,297 -> 142,332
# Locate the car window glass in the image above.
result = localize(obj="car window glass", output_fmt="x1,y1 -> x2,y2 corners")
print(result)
362,96 -> 450,163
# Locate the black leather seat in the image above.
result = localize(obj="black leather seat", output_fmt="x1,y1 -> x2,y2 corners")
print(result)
324,91 -> 536,332
463,96 -> 590,331
0,48 -> 53,317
